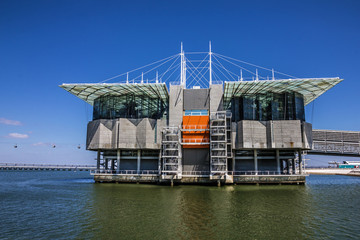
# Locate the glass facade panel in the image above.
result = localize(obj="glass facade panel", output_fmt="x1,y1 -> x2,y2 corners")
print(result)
295,93 -> 305,121
93,94 -> 168,120
285,92 -> 295,120
243,96 -> 258,120
184,110 -> 209,116
229,91 -> 305,122
271,93 -> 285,120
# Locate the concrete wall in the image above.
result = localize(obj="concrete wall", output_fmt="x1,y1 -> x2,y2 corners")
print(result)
87,118 -> 165,150
209,84 -> 223,113
271,120 -> 303,148
86,119 -> 118,149
183,88 -> 210,110
302,122 -> 313,149
183,148 -> 210,172
169,84 -> 183,127
236,121 -> 268,149
234,120 -> 312,150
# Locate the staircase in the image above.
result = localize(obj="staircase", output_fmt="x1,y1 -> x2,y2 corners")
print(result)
161,126 -> 182,179
210,111 -> 232,178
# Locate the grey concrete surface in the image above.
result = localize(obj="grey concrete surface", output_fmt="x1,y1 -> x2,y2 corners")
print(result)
169,84 -> 183,127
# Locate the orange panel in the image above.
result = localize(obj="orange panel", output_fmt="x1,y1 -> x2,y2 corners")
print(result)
182,116 -> 209,129
182,115 -> 209,148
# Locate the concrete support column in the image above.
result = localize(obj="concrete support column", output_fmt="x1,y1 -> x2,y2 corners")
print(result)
232,152 -> 235,173
298,150 -> 303,175
158,150 -> 162,175
276,149 -> 280,174
117,149 -> 120,174
111,159 -> 115,171
254,150 -> 258,175
97,150 -> 100,170
137,149 -> 141,174
280,158 -> 284,174
105,158 -> 108,170
292,159 -> 296,174
286,160 -> 290,174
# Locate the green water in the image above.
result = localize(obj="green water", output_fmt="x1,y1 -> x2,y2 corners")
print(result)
0,171 -> 359,239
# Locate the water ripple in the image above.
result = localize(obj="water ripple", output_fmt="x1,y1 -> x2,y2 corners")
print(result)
0,172 -> 359,239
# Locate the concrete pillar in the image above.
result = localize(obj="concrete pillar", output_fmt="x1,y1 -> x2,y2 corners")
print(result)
137,149 -> 141,174
286,160 -> 290,174
292,159 -> 296,174
97,150 -> 100,170
298,150 -> 303,175
111,159 -> 115,171
116,149 -> 120,174
276,149 -> 280,174
105,158 -> 108,170
232,152 -> 235,173
254,150 -> 258,175
158,150 -> 162,174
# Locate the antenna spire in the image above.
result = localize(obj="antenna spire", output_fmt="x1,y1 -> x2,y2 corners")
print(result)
256,69 -> 259,81
272,68 -> 275,80
240,69 -> 243,81
126,72 -> 129,84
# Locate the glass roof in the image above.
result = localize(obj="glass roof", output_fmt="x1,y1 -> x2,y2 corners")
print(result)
60,83 -> 169,106
223,78 -> 343,106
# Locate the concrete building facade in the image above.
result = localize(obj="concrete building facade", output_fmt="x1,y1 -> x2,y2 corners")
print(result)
61,75 -> 342,185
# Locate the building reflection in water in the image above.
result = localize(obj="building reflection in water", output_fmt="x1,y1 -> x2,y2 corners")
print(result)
83,183 -> 313,239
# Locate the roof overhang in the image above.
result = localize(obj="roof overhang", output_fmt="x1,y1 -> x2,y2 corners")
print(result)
59,83 -> 169,106
223,77 -> 343,106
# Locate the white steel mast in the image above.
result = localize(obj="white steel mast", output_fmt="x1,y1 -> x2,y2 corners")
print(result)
180,42 -> 186,88
180,42 -> 183,85
209,41 -> 212,85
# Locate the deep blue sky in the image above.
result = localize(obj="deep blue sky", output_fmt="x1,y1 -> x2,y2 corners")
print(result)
1,0 -> 359,165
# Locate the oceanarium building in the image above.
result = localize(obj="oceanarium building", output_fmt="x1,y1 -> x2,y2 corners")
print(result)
61,47 -> 342,184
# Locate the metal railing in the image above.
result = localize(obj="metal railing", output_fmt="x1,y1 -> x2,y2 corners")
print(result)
182,138 -> 210,144
181,125 -> 210,130
228,171 -> 304,176
90,170 -> 159,175
0,163 -> 96,168
210,111 -> 232,120
311,141 -> 360,155
182,171 -> 210,176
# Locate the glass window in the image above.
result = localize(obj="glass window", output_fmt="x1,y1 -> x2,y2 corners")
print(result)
93,94 -> 168,120
295,93 -> 305,121
243,96 -> 258,120
230,91 -> 305,122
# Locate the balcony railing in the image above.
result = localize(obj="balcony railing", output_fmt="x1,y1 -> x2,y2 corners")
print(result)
182,171 -> 210,176
182,138 -> 210,144
228,171 -> 305,176
181,125 -> 210,131
90,170 -> 306,176
91,170 -> 160,175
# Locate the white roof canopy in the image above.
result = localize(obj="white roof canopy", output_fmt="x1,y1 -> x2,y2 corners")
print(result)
223,78 -> 343,106
60,83 -> 169,106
